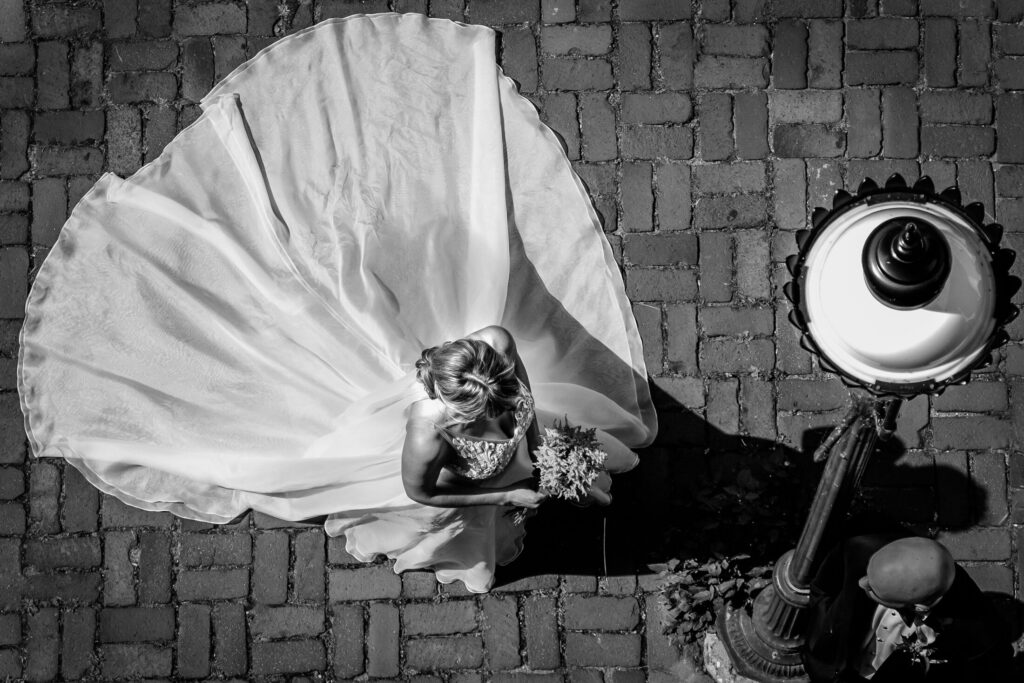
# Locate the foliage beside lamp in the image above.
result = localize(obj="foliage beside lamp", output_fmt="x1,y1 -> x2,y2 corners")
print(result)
655,445 -> 809,647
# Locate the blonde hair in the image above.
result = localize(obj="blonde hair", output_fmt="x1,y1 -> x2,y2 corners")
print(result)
415,339 -> 519,424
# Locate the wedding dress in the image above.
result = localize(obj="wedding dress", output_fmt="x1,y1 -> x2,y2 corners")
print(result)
18,13 -> 657,592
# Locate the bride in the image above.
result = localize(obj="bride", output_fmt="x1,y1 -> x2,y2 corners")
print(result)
405,326 -> 548,510
18,13 -> 657,592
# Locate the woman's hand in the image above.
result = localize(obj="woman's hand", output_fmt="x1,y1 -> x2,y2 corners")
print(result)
504,487 -> 548,509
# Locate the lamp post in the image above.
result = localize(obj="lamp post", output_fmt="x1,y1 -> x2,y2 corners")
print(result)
716,174 -> 1020,682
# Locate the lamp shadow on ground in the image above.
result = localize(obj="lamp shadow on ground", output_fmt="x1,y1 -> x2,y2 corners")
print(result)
497,383 -> 1022,641
502,382 -> 983,578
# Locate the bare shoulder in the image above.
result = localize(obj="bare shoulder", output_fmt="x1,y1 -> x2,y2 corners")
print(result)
467,325 -> 516,355
404,400 -> 445,465
408,399 -> 445,428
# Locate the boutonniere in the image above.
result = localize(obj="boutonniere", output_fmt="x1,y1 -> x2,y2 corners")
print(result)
894,633 -> 947,669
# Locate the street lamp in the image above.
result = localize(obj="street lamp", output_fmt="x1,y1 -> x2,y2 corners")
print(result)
717,174 -> 1020,681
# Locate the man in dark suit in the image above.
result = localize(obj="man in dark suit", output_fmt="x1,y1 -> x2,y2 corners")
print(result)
802,534 -> 1014,682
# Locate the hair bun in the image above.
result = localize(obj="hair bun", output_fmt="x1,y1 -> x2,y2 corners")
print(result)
414,338 -> 519,422
463,370 -> 496,394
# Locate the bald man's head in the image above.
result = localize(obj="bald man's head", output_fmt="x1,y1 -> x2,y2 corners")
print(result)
857,537 -> 956,609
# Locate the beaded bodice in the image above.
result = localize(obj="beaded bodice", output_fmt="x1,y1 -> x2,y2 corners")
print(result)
437,386 -> 535,481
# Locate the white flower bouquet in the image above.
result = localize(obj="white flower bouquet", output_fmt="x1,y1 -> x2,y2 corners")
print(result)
534,418 -> 608,502
511,419 -> 608,525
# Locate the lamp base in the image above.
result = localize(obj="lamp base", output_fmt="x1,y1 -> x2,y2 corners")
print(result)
717,588 -> 809,683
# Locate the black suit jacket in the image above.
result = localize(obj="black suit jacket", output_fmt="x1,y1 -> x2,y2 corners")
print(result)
801,534 -> 1013,683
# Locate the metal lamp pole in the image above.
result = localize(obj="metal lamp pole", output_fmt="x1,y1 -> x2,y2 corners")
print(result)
718,396 -> 901,681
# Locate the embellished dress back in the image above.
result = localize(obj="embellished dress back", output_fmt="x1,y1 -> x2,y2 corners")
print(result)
438,387 -> 536,481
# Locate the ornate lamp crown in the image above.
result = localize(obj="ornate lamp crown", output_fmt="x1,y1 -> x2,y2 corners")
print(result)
783,174 -> 1020,398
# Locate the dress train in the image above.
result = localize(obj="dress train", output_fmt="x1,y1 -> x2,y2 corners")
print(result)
18,13 -> 657,592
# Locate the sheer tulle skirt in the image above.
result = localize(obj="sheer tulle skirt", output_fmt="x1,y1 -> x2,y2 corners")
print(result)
18,13 -> 657,592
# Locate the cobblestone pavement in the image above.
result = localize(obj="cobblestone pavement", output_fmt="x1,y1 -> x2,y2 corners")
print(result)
2,0 -> 1024,681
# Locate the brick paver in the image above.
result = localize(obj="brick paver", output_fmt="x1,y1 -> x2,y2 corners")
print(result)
1,1 -> 1023,681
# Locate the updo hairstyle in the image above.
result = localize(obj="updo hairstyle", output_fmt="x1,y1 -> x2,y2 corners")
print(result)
415,339 -> 519,424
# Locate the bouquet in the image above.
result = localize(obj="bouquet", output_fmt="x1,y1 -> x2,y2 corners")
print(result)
511,418 -> 607,525
535,418 -> 608,501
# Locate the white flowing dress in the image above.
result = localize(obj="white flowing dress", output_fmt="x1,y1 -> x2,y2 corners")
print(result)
18,13 -> 657,592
